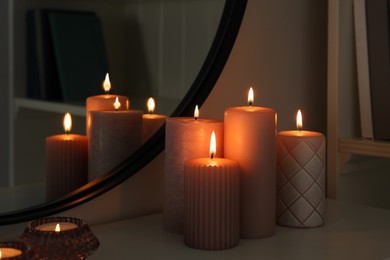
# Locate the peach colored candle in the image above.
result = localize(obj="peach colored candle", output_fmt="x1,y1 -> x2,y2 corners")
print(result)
142,97 -> 167,143
224,87 -> 277,239
276,110 -> 326,228
86,73 -> 129,136
184,132 -> 240,250
46,113 -> 88,201
88,98 -> 142,181
164,106 -> 224,234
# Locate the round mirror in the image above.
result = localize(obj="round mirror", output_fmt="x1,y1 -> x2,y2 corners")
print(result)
0,0 -> 247,225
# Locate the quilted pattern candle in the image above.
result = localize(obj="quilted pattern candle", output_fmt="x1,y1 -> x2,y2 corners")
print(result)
276,110 -> 326,228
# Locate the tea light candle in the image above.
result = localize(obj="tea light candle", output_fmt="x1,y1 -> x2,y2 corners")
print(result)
142,97 -> 167,143
224,87 -> 277,239
46,113 -> 88,201
276,109 -> 326,228
164,106 -> 224,234
184,132 -> 240,250
35,222 -> 78,232
0,248 -> 22,258
88,98 -> 142,181
86,73 -> 129,136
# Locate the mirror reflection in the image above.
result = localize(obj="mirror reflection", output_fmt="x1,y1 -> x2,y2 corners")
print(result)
1,0 -> 225,213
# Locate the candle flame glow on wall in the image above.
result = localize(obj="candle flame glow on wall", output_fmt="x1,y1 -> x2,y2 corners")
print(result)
55,223 -> 61,232
296,109 -> 303,130
103,73 -> 111,93
210,131 -> 216,159
114,97 -> 121,110
248,87 -> 254,105
194,105 -> 199,120
63,113 -> 72,133
147,97 -> 155,114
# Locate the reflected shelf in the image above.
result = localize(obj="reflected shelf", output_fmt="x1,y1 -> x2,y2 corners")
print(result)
14,98 -> 85,117
339,138 -> 390,158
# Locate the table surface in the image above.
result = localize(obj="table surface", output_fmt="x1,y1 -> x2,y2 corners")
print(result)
90,199 -> 390,260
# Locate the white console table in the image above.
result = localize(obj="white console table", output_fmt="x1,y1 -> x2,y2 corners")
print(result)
90,199 -> 390,259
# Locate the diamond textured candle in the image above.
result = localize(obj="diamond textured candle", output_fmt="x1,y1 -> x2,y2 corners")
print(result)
276,110 -> 326,228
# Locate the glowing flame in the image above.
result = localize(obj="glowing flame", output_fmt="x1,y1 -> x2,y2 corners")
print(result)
0,249 -> 2,258
209,131 -> 216,159
63,113 -> 72,133
296,109 -> 303,130
147,97 -> 155,114
114,97 -> 121,110
248,87 -> 254,105
194,105 -> 199,120
55,223 -> 61,232
103,73 -> 111,93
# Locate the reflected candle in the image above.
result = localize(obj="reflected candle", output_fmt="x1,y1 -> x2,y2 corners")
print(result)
86,73 -> 129,136
276,110 -> 326,228
46,113 -> 88,201
184,132 -> 240,250
164,106 -> 224,234
224,87 -> 277,239
142,97 -> 167,143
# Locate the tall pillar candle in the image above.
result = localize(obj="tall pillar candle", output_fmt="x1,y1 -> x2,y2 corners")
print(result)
46,113 -> 88,201
276,110 -> 326,228
224,87 -> 277,239
184,132 -> 240,250
142,97 -> 167,143
88,98 -> 142,181
164,106 -> 224,233
86,73 -> 129,136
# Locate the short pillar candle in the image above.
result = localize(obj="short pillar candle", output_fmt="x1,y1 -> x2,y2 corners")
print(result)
184,132 -> 240,250
276,110 -> 326,228
224,87 -> 277,239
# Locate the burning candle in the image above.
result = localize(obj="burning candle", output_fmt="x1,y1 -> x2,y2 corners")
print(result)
164,106 -> 224,234
184,132 -> 240,250
86,73 -> 129,136
46,113 -> 88,201
35,222 -> 78,232
224,87 -> 277,239
276,109 -> 326,228
88,98 -> 142,181
0,248 -> 22,258
142,97 -> 167,143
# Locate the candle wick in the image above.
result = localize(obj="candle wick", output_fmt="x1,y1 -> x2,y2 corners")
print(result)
211,153 -> 214,159
65,130 -> 70,135
298,127 -> 302,132
194,117 -> 198,121
248,102 -> 252,106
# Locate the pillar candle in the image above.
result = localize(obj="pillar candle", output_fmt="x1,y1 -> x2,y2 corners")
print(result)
46,113 -> 88,201
142,97 -> 167,143
164,106 -> 224,233
86,73 -> 129,136
88,98 -> 142,181
224,87 -> 277,239
184,132 -> 240,250
276,110 -> 326,228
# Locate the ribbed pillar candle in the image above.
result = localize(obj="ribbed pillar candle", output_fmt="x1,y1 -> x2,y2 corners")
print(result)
164,117 -> 224,233
276,130 -> 326,228
184,158 -> 240,250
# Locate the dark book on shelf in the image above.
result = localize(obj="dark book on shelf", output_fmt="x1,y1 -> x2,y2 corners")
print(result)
26,9 -> 62,101
48,11 -> 109,103
365,0 -> 390,140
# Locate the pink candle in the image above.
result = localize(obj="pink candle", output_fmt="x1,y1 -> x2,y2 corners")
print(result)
142,97 -> 167,143
86,73 -> 129,136
88,98 -> 142,181
46,113 -> 88,201
276,110 -> 326,228
164,106 -> 224,234
224,87 -> 277,239
184,132 -> 240,250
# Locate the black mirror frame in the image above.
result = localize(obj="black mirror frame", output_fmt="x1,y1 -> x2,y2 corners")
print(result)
0,0 -> 247,225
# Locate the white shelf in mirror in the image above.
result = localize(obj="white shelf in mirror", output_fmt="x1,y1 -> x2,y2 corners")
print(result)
14,98 -> 85,117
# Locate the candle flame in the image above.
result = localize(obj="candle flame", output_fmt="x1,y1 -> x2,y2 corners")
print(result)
114,97 -> 121,110
296,109 -> 303,130
147,97 -> 155,114
194,105 -> 199,120
55,223 -> 61,232
0,249 -> 2,258
209,131 -> 216,159
103,73 -> 111,93
248,87 -> 254,106
63,113 -> 72,134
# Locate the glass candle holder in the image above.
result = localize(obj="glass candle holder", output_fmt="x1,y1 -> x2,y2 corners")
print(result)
0,241 -> 34,259
21,216 -> 99,259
